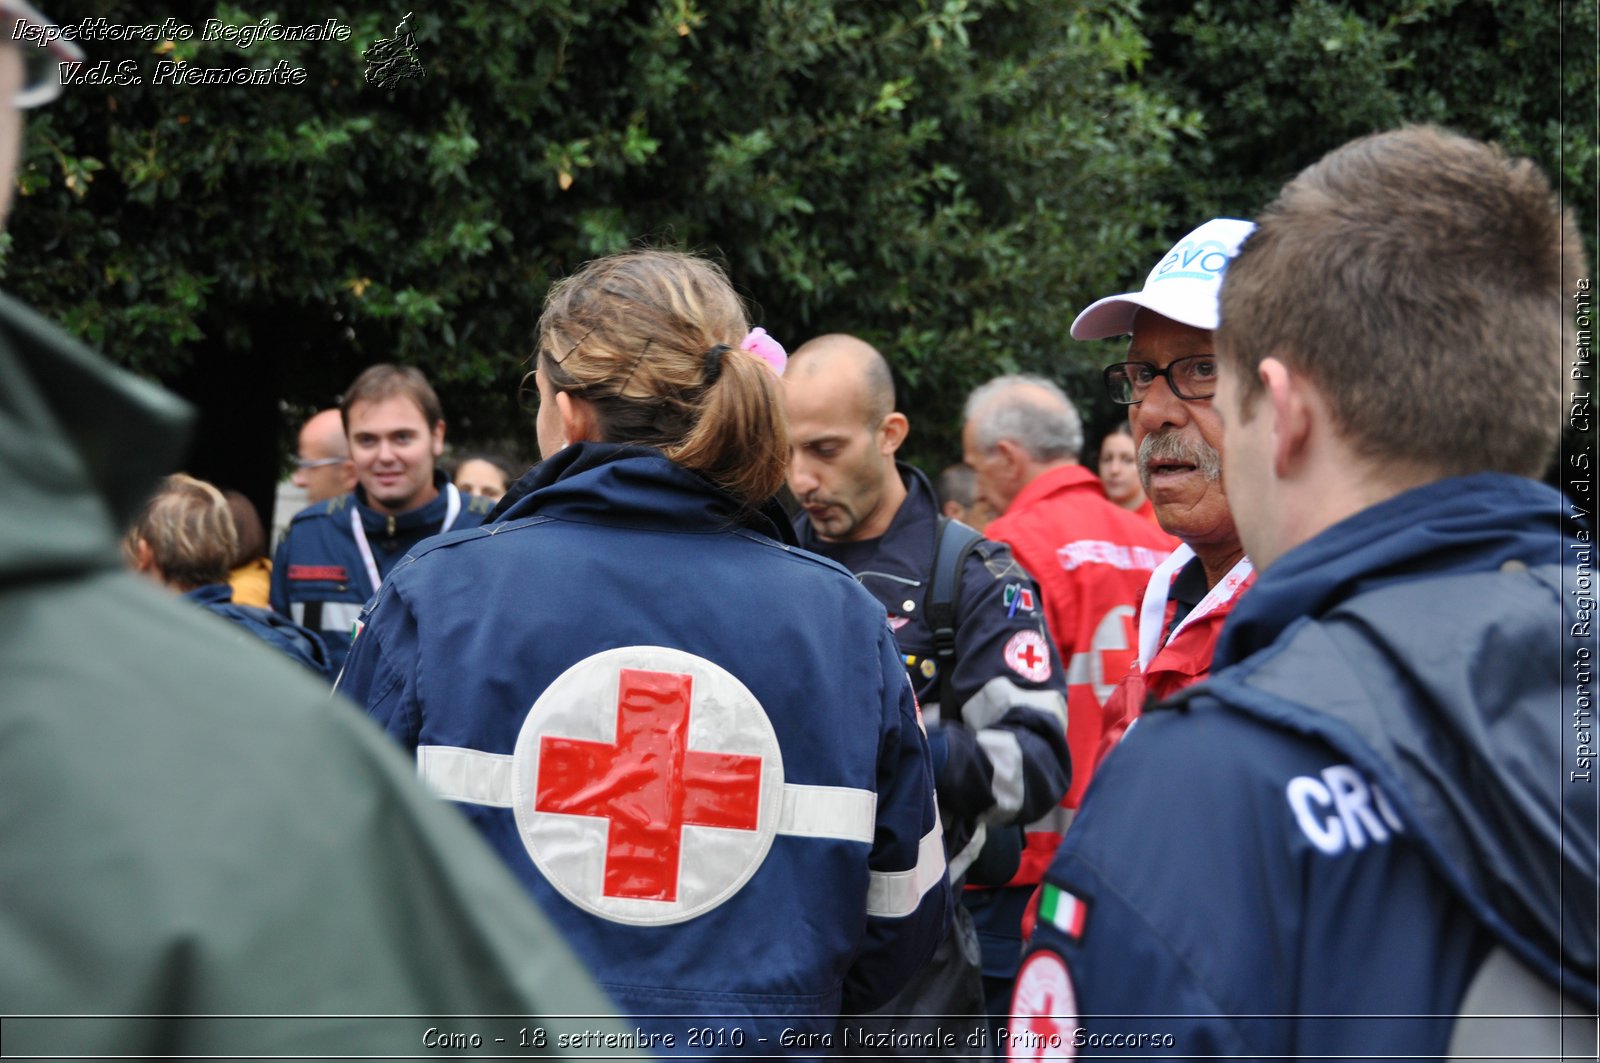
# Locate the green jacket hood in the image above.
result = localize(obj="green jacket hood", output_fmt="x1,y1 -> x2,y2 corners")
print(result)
0,290 -> 191,583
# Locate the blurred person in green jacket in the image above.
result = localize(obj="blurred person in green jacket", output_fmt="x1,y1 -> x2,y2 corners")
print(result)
0,4 -> 630,1057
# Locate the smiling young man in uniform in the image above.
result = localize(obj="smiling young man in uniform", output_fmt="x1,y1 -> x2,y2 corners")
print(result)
272,364 -> 493,674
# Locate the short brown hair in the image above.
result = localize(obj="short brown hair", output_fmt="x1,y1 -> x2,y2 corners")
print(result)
131,473 -> 237,590
340,364 -> 444,432
1218,125 -> 1586,479
537,249 -> 788,509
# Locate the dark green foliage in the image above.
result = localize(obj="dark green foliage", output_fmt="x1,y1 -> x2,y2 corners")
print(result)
7,0 -> 1588,475
1141,0 -> 1595,265
5,0 -> 1191,470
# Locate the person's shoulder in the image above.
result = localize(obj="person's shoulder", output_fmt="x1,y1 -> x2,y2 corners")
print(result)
1077,689 -> 1344,861
755,529 -> 887,591
1099,495 -> 1183,548
459,493 -> 497,522
1108,693 -> 1284,774
7,570 -> 340,740
287,493 -> 355,527
955,532 -> 1032,591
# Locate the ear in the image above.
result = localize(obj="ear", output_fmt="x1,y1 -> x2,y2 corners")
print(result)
429,420 -> 446,458
132,538 -> 159,577
878,411 -> 909,456
994,438 -> 1029,487
1260,357 -> 1311,478
555,390 -> 599,446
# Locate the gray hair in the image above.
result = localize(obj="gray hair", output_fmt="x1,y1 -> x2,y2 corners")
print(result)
963,374 -> 1083,462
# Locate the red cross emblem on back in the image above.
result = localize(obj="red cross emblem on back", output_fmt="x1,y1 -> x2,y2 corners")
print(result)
535,668 -> 762,902
513,645 -> 785,926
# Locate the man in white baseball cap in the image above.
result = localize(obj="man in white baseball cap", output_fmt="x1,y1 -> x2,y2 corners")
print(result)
1069,218 -> 1256,763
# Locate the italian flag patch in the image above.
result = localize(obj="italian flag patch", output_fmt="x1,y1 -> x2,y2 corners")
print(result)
1039,884 -> 1088,940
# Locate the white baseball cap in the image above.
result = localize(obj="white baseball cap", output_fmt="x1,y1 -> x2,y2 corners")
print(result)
1070,218 -> 1256,340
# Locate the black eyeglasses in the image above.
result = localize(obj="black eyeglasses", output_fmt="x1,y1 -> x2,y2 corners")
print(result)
1103,355 -> 1218,405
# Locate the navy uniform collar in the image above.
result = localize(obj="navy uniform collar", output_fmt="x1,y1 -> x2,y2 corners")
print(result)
350,469 -> 454,533
492,442 -> 794,544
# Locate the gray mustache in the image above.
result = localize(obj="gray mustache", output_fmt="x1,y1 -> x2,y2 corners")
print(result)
1138,431 -> 1221,488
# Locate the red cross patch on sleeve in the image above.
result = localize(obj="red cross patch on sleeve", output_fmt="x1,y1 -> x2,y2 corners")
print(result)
1004,630 -> 1052,682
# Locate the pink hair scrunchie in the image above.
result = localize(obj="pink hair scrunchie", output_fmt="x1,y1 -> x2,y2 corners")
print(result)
740,327 -> 787,376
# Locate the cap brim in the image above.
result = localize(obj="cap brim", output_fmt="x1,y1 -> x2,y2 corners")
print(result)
1070,287 -> 1223,340
1070,293 -> 1151,341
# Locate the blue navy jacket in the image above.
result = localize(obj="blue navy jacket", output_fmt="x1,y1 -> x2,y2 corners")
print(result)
183,583 -> 335,682
338,444 -> 949,1050
795,464 -> 1070,880
269,471 -> 492,674
1017,473 -> 1597,1058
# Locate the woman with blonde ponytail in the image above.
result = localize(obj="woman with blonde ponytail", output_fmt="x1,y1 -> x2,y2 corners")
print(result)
339,249 -> 947,1050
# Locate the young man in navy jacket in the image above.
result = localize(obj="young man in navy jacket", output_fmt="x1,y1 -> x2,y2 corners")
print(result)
1014,126 -> 1596,1058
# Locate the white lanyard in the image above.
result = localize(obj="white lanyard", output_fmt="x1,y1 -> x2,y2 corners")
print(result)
1136,543 -> 1254,668
349,482 -> 462,596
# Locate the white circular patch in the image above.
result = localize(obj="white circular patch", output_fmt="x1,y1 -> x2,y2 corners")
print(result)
1008,950 -> 1078,1061
1004,629 -> 1052,682
511,645 -> 784,926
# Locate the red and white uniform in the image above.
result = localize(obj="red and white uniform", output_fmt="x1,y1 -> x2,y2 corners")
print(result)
983,465 -> 1175,883
1094,543 -> 1255,770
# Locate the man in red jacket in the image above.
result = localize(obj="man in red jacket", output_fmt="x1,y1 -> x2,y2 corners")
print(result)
959,373 -> 1174,1019
1071,218 -> 1259,768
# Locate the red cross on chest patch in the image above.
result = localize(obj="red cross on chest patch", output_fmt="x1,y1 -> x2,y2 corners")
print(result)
512,646 -> 784,926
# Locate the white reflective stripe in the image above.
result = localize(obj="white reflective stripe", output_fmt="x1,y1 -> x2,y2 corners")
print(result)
290,602 -> 306,625
416,745 -> 877,842
960,675 -> 1068,733
866,818 -> 947,918
947,822 -> 987,882
976,729 -> 1025,823
778,783 -> 876,843
320,601 -> 364,637
417,746 -> 514,807
1027,804 -> 1074,835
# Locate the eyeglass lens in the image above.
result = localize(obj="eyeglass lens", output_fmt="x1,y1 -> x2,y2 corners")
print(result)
1105,355 -> 1218,404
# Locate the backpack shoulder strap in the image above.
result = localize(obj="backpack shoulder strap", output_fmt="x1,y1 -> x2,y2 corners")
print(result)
927,516 -> 984,682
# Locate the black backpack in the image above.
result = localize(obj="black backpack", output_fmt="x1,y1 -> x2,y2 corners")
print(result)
927,516 -> 1024,887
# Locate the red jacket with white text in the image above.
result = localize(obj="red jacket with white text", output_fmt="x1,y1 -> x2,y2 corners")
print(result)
983,465 -> 1175,884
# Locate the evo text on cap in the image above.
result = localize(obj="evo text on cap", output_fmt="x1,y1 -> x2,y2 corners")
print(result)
1070,218 -> 1256,340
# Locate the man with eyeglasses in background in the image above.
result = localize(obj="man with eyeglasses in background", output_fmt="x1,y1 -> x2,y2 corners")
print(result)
0,4 -> 622,1055
957,370 -> 1174,1026
1068,219 -> 1258,768
291,407 -> 357,503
